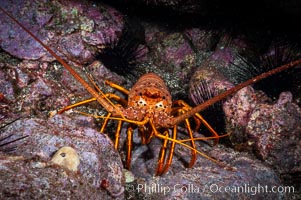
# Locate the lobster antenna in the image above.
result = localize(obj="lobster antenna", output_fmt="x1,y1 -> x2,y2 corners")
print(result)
178,132 -> 231,143
0,6 -> 124,118
171,58 -> 301,126
75,110 -> 150,126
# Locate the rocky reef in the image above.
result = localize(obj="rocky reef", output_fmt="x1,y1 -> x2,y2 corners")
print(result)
0,0 -> 300,199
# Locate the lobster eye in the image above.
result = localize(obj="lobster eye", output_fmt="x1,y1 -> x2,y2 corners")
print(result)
155,101 -> 164,109
138,97 -> 147,106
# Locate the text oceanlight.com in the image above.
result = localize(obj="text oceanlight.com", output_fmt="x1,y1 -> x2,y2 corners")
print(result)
126,183 -> 295,195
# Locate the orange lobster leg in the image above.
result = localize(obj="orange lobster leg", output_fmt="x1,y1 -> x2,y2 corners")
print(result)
126,124 -> 134,170
57,98 -> 96,114
114,120 -> 123,150
171,107 -> 197,169
100,112 -> 113,133
149,120 -> 226,175
173,100 -> 220,144
156,130 -> 170,175
105,80 -> 129,95
193,113 -> 220,144
58,93 -> 127,114
160,126 -> 177,175
138,126 -> 147,144
142,127 -> 155,145
156,118 -> 196,175
183,117 -> 197,168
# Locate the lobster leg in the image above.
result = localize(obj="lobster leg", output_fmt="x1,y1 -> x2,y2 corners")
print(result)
156,130 -> 170,175
56,93 -> 128,150
173,100 -> 220,144
86,74 -> 129,104
100,113 -> 113,133
149,120 -> 227,175
100,111 -> 124,150
57,93 -> 128,114
126,124 -> 134,170
57,98 -> 96,114
171,106 -> 197,168
143,126 -> 155,144
138,126 -> 147,144
193,113 -> 220,144
105,80 -> 129,95
114,120 -> 123,150
160,126 -> 177,175
183,117 -> 197,168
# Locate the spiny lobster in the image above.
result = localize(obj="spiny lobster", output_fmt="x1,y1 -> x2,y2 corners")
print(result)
1,5 -> 301,176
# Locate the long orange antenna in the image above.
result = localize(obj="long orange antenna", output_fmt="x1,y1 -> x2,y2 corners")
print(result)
0,6 -> 121,116
170,58 -> 301,126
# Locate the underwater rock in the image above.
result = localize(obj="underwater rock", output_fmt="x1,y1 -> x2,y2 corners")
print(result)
0,71 -> 16,102
0,0 -> 124,64
223,86 -> 265,128
246,92 -> 301,178
85,61 -> 126,86
0,115 -> 125,199
126,141 -> 287,200
0,0 -> 53,61
0,153 -> 109,199
184,28 -> 220,52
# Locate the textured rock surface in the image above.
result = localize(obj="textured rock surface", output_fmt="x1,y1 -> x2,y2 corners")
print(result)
0,0 -> 300,199
0,115 -> 124,199
126,150 -> 286,200
0,0 -> 124,64
246,92 -> 301,177
0,154 -> 105,199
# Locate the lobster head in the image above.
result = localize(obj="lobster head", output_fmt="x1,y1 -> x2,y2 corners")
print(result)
128,73 -> 172,115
